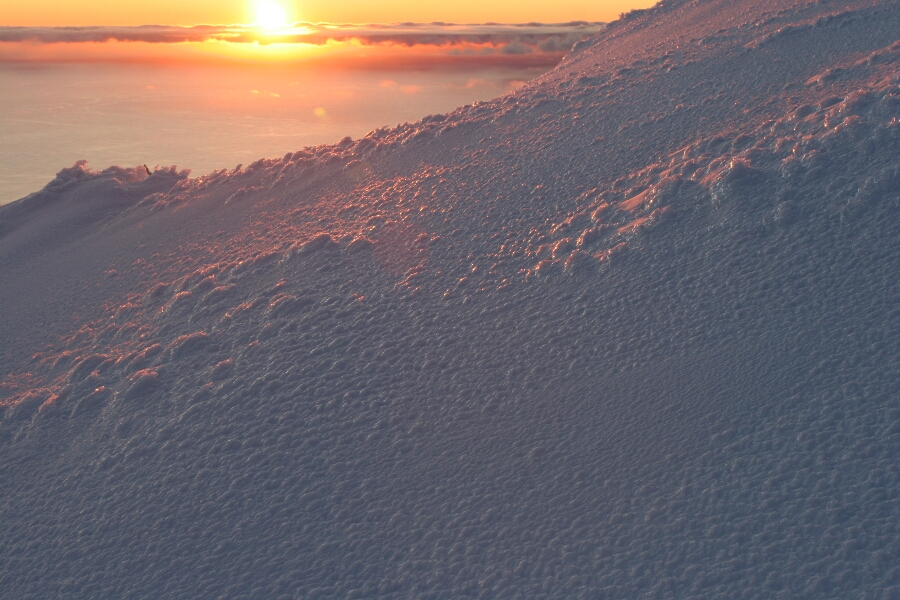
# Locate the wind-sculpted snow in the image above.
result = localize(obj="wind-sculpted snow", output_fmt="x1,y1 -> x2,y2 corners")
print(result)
3,0 -> 900,598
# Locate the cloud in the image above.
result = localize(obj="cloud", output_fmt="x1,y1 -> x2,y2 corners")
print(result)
501,42 -> 532,55
0,22 -> 605,56
465,78 -> 491,89
0,25 -> 223,44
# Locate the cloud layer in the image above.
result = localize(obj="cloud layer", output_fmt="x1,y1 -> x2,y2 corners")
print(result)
0,22 -> 604,55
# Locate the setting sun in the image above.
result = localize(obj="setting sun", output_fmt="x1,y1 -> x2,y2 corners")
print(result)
255,0 -> 289,29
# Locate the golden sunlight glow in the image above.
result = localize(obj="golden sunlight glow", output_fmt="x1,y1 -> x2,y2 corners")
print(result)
255,0 -> 289,29
5,1 -> 657,28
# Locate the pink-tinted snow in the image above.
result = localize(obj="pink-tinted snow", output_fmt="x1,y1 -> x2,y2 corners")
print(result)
2,0 -> 900,597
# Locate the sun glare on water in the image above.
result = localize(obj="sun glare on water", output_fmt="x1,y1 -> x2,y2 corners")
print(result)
255,0 -> 289,30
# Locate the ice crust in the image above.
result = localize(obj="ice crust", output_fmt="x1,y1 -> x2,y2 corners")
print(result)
3,0 -> 900,597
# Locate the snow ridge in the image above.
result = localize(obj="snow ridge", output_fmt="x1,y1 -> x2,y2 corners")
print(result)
2,0 -> 900,597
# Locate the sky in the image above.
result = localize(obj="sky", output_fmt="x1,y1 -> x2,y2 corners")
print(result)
0,0 -> 657,66
2,0 -> 658,26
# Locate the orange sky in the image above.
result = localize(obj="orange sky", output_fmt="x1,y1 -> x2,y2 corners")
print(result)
2,0 -> 658,26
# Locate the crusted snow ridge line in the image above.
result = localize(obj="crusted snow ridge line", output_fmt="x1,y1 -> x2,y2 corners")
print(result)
0,162 -> 188,255
12,66 -> 899,422
3,0 -> 900,598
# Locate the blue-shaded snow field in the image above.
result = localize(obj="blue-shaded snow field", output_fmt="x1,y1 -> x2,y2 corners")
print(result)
3,0 -> 900,597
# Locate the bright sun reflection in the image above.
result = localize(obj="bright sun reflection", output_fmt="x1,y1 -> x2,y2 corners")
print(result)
255,0 -> 289,30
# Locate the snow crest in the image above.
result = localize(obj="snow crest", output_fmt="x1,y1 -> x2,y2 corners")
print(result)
2,0 -> 900,597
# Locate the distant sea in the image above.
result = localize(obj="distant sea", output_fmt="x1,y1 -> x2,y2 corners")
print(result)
0,61 -> 550,204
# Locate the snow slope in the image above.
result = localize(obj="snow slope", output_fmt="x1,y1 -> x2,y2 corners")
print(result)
2,0 -> 900,597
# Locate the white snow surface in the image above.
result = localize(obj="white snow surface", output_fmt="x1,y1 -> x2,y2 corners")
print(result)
3,0 -> 900,597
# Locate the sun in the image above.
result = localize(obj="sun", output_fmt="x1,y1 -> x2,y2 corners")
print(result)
254,0 -> 289,30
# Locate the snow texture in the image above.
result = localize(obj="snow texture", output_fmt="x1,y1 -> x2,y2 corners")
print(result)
3,0 -> 900,597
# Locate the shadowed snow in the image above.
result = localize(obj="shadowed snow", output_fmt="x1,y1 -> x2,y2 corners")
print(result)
2,0 -> 900,597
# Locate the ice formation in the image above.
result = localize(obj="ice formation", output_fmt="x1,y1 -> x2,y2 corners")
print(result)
3,0 -> 900,597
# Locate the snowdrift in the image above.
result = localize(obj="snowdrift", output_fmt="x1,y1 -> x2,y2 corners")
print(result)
3,0 -> 900,597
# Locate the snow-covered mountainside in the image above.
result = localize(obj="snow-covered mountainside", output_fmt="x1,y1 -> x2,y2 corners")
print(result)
3,0 -> 900,597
